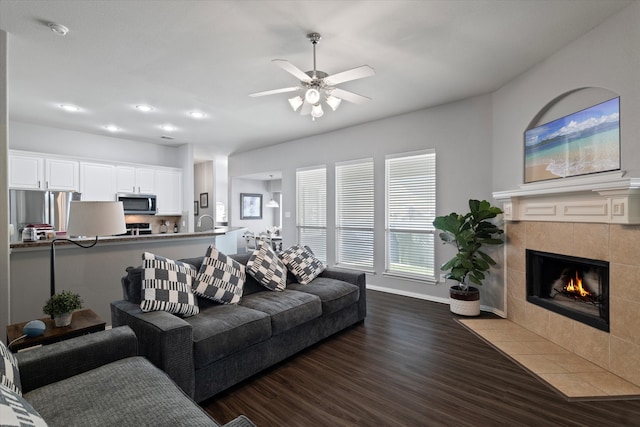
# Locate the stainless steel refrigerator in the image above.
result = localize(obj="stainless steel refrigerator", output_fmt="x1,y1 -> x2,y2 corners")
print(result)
9,190 -> 82,242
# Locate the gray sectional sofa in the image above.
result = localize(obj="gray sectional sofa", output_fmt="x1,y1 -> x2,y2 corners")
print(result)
111,252 -> 367,403
11,326 -> 254,427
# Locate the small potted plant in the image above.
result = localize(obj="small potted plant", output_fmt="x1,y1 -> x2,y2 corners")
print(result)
43,290 -> 83,327
433,199 -> 503,316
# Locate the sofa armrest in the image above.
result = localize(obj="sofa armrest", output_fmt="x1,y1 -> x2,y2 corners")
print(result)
16,326 -> 137,393
110,300 -> 196,397
320,266 -> 367,320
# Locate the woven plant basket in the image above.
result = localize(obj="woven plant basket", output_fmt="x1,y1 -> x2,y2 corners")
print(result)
449,285 -> 480,316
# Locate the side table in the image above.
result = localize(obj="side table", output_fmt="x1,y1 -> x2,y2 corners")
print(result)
6,308 -> 106,352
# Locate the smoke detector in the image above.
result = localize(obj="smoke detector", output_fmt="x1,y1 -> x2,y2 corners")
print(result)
48,23 -> 69,36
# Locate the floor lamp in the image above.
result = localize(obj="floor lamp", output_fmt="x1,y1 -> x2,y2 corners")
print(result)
50,201 -> 126,298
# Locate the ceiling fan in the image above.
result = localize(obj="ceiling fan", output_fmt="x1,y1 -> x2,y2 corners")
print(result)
249,33 -> 375,120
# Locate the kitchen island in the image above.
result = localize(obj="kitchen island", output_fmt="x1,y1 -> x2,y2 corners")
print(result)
9,227 -> 247,326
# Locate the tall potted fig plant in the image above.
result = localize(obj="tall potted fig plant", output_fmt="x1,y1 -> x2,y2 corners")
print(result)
432,199 -> 503,316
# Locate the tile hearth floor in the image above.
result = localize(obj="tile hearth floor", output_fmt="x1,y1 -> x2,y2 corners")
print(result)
458,318 -> 640,401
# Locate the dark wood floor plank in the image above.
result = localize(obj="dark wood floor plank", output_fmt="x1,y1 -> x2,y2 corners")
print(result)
202,290 -> 640,426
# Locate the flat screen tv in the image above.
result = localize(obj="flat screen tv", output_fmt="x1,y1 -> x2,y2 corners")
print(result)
524,97 -> 620,183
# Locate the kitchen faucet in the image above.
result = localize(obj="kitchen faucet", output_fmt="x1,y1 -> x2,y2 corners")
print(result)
196,214 -> 215,231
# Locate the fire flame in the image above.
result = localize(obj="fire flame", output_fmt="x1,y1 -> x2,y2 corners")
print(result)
565,271 -> 590,297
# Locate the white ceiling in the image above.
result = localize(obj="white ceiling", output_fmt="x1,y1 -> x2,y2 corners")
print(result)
0,0 -> 632,157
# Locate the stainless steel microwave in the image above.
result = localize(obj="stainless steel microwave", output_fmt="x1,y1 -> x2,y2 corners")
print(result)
117,193 -> 157,215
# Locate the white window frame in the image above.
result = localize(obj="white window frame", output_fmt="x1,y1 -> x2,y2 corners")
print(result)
335,158 -> 374,271
385,149 -> 436,281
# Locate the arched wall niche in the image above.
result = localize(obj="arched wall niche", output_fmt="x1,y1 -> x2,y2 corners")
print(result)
526,87 -> 619,131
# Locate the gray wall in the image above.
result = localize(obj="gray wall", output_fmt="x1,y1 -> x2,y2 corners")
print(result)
231,178 -> 280,233
1,30 -> 9,335
492,2 -> 640,192
229,94 -> 497,308
10,121 -> 185,168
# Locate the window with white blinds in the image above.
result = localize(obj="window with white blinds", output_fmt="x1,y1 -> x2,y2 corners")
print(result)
296,166 -> 327,262
336,158 -> 374,269
385,150 -> 436,280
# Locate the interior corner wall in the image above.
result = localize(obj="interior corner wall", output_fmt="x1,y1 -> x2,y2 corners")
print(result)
491,1 -> 640,192
229,94 -> 498,308
231,178 -> 277,232
1,30 -> 10,335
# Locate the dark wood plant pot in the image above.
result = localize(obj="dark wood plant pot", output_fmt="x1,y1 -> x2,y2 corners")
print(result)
449,285 -> 480,316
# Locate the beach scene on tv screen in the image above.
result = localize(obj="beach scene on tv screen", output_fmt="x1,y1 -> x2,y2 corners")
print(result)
524,97 -> 620,183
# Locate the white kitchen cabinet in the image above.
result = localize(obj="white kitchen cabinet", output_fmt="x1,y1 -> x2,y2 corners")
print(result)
116,166 -> 156,194
9,153 -> 78,191
80,162 -> 116,201
155,169 -> 183,215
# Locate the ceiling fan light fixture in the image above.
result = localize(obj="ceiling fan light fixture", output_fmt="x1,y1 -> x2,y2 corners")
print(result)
305,88 -> 320,105
326,95 -> 342,111
311,103 -> 324,119
288,96 -> 304,111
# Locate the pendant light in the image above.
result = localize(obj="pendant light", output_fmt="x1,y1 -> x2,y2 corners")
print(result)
266,175 -> 279,208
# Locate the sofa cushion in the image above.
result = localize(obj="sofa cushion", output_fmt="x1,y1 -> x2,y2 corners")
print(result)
24,357 -> 219,427
192,246 -> 245,305
185,305 -> 271,369
140,252 -> 199,317
246,242 -> 287,291
0,340 -> 21,395
279,244 -> 325,285
240,290 -> 322,335
0,385 -> 47,427
288,277 -> 360,315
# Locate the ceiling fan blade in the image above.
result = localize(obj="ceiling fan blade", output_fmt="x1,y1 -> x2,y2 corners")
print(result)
324,65 -> 375,86
249,86 -> 300,97
300,101 -> 312,116
273,59 -> 313,83
331,88 -> 371,104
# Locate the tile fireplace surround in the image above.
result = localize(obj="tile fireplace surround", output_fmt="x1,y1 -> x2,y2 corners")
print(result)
494,172 -> 640,389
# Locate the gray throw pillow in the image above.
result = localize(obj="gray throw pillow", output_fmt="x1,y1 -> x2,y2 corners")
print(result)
0,340 -> 21,395
140,252 -> 199,317
193,246 -> 246,304
279,244 -> 325,285
247,241 -> 287,291
0,384 -> 48,426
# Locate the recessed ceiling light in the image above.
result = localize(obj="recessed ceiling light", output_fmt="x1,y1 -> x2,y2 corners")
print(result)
135,105 -> 154,112
104,125 -> 120,132
48,22 -> 69,36
189,111 -> 206,119
60,104 -> 80,112
160,124 -> 176,132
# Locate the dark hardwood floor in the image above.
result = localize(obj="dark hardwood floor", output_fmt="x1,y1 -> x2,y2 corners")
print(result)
202,290 -> 640,426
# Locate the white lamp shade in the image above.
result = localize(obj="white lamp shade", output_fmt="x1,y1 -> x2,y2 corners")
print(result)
311,103 -> 324,118
326,95 -> 342,111
266,199 -> 279,208
305,88 -> 320,104
67,201 -> 126,237
288,96 -> 304,111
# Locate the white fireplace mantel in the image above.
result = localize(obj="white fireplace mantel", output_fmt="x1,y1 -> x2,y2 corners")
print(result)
492,171 -> 640,224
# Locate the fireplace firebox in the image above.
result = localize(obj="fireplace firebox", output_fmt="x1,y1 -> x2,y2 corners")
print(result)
526,250 -> 609,332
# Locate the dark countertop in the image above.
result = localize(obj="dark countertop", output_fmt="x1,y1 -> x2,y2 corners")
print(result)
10,227 -> 244,250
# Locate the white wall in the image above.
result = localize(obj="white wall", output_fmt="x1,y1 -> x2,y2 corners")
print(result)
10,121 -> 184,168
492,2 -> 640,192
229,94 -> 498,308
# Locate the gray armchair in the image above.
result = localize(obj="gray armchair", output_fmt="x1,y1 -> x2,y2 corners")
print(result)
16,326 -> 255,427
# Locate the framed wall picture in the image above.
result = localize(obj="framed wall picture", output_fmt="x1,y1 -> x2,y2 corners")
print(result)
194,201 -> 199,216
199,192 -> 209,208
524,97 -> 620,183
240,193 -> 262,219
